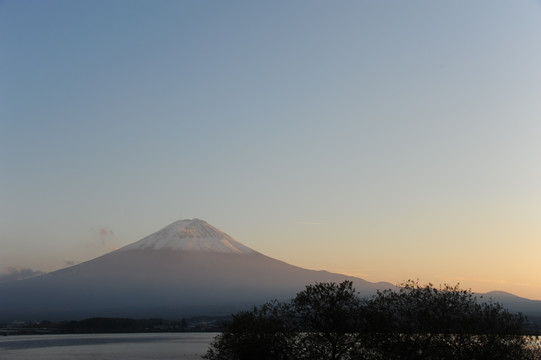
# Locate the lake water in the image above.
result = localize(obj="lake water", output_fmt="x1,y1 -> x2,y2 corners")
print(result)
0,332 -> 218,360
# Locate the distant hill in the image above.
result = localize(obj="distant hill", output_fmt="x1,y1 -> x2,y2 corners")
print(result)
482,290 -> 541,329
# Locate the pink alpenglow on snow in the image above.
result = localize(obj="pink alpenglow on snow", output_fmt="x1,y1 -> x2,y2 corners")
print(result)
117,219 -> 256,254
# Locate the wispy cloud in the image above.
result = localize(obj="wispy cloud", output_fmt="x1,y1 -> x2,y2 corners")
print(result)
0,267 -> 45,282
454,276 -> 532,288
299,221 -> 328,225
85,227 -> 119,254
99,228 -> 115,244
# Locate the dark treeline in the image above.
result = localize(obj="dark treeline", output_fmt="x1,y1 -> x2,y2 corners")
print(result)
2,315 -> 228,335
205,281 -> 541,360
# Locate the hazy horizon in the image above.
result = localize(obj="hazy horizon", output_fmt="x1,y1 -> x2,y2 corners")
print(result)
1,1 -> 540,300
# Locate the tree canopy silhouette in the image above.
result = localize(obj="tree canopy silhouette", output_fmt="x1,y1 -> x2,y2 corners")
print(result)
203,280 -> 540,360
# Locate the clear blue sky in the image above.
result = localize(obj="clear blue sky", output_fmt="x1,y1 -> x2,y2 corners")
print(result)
1,0 -> 540,299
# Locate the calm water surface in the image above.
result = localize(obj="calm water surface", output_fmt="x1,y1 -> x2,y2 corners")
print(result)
0,332 -> 218,360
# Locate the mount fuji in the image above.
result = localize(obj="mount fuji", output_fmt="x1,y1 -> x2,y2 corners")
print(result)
0,219 -> 392,322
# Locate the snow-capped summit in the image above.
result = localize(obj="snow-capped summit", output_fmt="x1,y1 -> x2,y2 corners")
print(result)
0,219 -> 393,322
117,218 -> 256,254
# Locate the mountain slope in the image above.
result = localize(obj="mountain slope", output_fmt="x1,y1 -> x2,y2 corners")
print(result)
0,219 -> 391,322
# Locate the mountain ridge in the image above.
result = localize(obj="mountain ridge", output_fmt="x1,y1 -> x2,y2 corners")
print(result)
1,219 -> 539,323
0,219 -> 392,322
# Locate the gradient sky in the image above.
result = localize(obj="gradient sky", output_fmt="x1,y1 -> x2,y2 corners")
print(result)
1,1 -> 540,299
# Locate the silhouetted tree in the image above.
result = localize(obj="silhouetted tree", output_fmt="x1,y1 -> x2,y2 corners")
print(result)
290,281 -> 366,359
203,300 -> 292,360
204,281 -> 365,360
203,280 -> 540,360
362,280 -> 531,359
